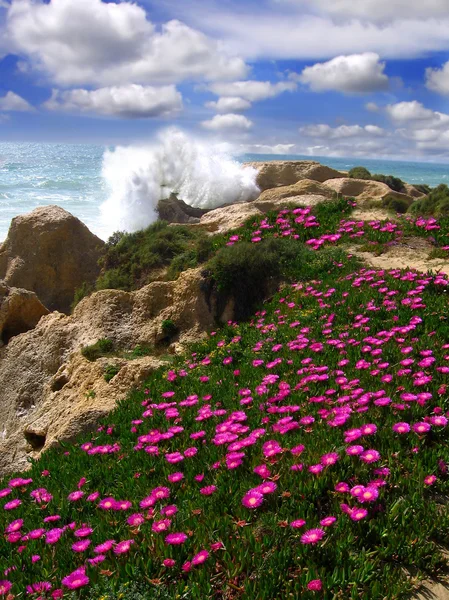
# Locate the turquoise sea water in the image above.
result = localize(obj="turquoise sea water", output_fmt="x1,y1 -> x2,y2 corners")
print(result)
0,142 -> 448,242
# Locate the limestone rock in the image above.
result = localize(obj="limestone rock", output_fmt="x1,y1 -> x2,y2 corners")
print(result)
157,194 -> 209,224
199,204 -> 264,234
403,183 -> 427,199
253,179 -> 335,212
0,205 -> 105,313
0,267 -> 234,476
323,178 -> 414,206
0,282 -> 49,345
245,161 -> 345,191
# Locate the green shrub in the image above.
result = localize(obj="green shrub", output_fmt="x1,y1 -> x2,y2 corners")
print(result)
81,338 -> 114,362
372,173 -> 406,193
104,364 -> 120,383
71,281 -> 95,312
382,195 -> 410,214
414,184 -> 431,195
161,319 -> 179,339
348,166 -> 372,179
408,184 -> 449,218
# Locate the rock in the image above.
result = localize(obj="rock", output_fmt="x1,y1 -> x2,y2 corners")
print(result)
322,178 -> 414,206
157,193 -> 210,224
0,282 -> 49,346
245,161 -> 345,191
0,267 -> 234,476
199,204 -> 264,234
403,183 -> 427,199
255,194 -> 334,213
0,206 -> 105,313
253,179 -> 335,212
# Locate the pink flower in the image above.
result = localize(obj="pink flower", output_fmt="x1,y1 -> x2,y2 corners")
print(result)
114,539 -> 134,554
192,550 -> 209,565
321,452 -> 339,466
256,482 -> 277,495
307,579 -> 322,591
168,472 -> 184,483
72,539 -> 91,552
163,558 -> 176,567
52,590 -> 63,599
320,516 -> 336,527
200,485 -> 217,496
290,519 -> 306,529
335,482 -> 350,493
98,497 -> 117,510
165,532 -> 188,545
424,475 -> 437,486
350,508 -> 368,521
74,527 -> 93,538
161,505 -> 178,517
67,491 -> 84,502
6,519 -> 23,533
4,499 -> 21,510
358,487 -> 379,503
412,422 -> 431,434
360,449 -> 381,464
0,581 -> 12,596
152,519 -> 171,533
392,422 -> 410,434
62,568 -> 89,590
300,528 -> 325,544
242,490 -> 264,509
94,540 -> 115,553
151,487 -> 170,500
127,513 -> 145,527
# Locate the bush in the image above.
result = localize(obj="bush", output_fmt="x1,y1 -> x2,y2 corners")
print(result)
372,174 -> 406,193
414,184 -> 431,195
104,364 -> 120,383
382,195 -> 410,214
81,338 -> 114,362
348,166 -> 372,179
408,184 -> 449,218
161,319 -> 179,340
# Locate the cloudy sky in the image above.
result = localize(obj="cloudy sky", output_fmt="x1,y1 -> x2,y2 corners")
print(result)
1,0 -> 449,161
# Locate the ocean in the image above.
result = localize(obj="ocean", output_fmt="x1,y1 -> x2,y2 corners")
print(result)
1,138 -> 448,243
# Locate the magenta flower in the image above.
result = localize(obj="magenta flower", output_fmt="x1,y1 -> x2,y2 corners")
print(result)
161,505 -> 178,517
163,558 -> 176,567
300,528 -> 325,544
26,581 -> 52,594
4,499 -> 21,510
151,486 -> 170,500
0,489 -> 12,499
67,491 -> 84,502
168,472 -> 184,483
307,579 -> 323,591
6,519 -> 23,533
350,508 -> 368,521
72,539 -> 91,552
290,519 -> 306,529
256,481 -> 277,495
98,497 -> 117,510
242,490 -> 264,509
94,540 -> 115,553
74,526 -> 93,538
200,485 -> 217,496
392,422 -> 410,434
0,581 -> 12,596
165,532 -> 188,545
192,550 -> 209,565
62,568 -> 89,590
114,539 -> 135,554
424,475 -> 437,485
335,482 -> 350,493
412,422 -> 431,434
152,519 -> 171,533
346,445 -> 364,456
359,487 -> 379,503
127,513 -> 145,527
321,452 -> 339,466
320,516 -> 336,527
360,449 -> 381,464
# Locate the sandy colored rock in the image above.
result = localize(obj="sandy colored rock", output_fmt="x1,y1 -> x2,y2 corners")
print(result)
0,281 -> 49,346
199,203 -> 264,234
253,179 -> 335,211
404,183 -> 427,199
0,205 -> 105,313
323,178 -> 414,206
245,161 -> 345,191
0,267 -> 234,476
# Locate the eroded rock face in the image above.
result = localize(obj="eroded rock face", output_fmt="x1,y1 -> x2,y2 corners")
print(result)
0,206 -> 105,313
245,161 -> 345,191
253,179 -> 335,212
199,204 -> 264,234
322,178 -> 414,206
0,282 -> 49,346
0,267 -> 233,476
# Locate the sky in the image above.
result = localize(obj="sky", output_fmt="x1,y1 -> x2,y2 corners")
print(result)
0,0 -> 449,161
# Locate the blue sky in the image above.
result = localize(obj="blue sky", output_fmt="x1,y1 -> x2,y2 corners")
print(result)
0,0 -> 449,161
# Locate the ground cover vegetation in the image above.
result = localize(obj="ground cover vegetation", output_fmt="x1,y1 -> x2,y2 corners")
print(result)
1,198 -> 449,598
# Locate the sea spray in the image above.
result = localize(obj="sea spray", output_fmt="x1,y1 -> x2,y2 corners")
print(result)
100,129 -> 260,236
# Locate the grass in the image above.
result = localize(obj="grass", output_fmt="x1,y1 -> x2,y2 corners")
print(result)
81,339 -> 114,362
2,198 -> 449,599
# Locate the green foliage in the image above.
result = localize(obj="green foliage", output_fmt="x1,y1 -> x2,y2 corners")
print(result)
414,184 -> 431,195
161,319 -> 179,339
104,364 -> 120,383
81,338 -> 114,362
372,173 -> 406,193
381,195 -> 410,214
348,166 -> 372,179
71,281 -> 95,312
408,184 -> 449,218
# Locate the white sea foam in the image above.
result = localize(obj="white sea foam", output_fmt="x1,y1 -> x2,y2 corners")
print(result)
99,128 -> 260,236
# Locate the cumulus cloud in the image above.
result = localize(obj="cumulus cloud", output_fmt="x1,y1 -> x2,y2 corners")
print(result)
240,143 -> 297,154
43,84 -> 183,118
205,96 -> 251,112
201,113 -> 253,130
5,0 -> 247,86
426,61 -> 449,96
297,53 -> 389,93
0,90 -> 34,111
300,123 -> 386,139
385,101 -> 449,129
208,80 -> 297,102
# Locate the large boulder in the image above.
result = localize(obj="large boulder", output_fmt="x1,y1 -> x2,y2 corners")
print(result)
403,183 -> 427,199
253,179 -> 335,212
0,267 -> 234,476
157,194 -> 209,224
199,204 -> 264,234
0,206 -> 105,313
245,161 -> 345,191
0,281 -> 49,346
323,178 -> 414,206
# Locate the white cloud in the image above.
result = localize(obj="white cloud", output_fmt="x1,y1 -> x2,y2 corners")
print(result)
187,8 -> 449,60
297,53 -> 389,93
43,84 -> 183,118
240,143 -> 297,155
300,123 -> 386,139
201,113 -> 253,130
5,0 -> 247,86
281,0 -> 449,22
385,101 -> 449,131
205,96 -> 251,112
426,61 -> 449,96
208,80 -> 297,102
0,90 -> 33,111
